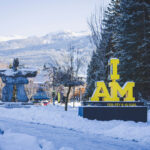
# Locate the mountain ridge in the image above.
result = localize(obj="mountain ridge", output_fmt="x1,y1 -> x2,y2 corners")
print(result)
0,31 -> 93,75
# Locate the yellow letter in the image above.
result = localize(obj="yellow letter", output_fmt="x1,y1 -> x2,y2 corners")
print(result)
110,58 -> 120,81
109,81 -> 135,101
58,92 -> 60,103
91,81 -> 111,101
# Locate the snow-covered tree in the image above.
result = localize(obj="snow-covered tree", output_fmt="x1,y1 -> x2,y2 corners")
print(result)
103,0 -> 120,82
113,0 -> 150,99
56,56 -> 84,110
85,51 -> 98,98
47,46 -> 84,110
85,1 -> 119,99
86,0 -> 150,100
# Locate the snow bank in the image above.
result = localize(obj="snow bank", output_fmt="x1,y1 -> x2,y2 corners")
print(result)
0,105 -> 150,144
0,130 -> 73,150
0,130 -> 55,150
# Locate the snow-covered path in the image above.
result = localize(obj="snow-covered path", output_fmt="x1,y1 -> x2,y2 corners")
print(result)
0,105 -> 150,150
0,117 -> 149,150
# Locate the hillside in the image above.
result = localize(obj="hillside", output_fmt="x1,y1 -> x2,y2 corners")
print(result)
0,31 -> 93,75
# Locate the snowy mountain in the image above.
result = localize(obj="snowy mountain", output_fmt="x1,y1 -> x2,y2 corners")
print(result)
0,31 -> 93,75
0,35 -> 26,42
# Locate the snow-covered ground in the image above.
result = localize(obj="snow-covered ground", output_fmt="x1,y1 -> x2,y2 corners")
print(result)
0,104 -> 150,150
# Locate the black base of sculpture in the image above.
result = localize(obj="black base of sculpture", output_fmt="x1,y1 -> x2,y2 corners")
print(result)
79,102 -> 147,122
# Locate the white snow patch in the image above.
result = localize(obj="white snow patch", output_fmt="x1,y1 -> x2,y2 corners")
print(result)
0,130 -> 55,150
0,35 -> 26,42
59,147 -> 74,150
0,105 -> 150,144
3,69 -> 15,76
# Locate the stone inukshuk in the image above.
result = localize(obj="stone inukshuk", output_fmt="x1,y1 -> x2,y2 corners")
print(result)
0,58 -> 37,102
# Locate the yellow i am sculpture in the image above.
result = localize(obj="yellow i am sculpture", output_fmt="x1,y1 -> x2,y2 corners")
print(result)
91,58 -> 135,102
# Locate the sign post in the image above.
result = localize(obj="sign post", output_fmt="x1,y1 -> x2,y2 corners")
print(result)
79,58 -> 147,122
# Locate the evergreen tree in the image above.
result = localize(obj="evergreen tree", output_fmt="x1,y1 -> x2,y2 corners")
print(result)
114,0 -> 150,99
85,51 -> 98,98
103,0 -> 121,82
86,0 -> 150,100
85,0 -> 120,99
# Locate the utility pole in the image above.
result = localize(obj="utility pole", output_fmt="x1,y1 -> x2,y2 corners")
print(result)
52,67 -> 56,105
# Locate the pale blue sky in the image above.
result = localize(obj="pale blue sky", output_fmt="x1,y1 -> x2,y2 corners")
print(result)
0,0 -> 109,36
